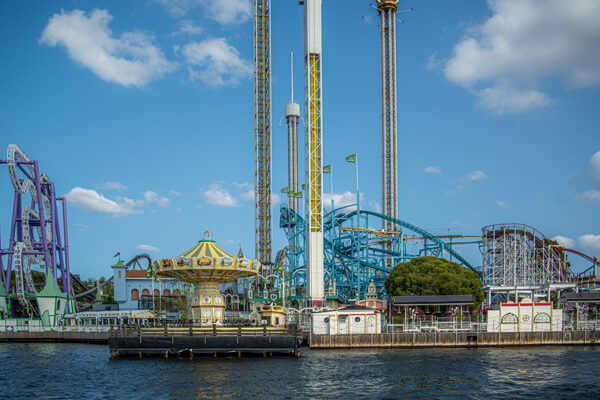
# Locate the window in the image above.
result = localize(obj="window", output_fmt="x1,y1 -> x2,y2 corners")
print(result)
173,289 -> 181,296
501,313 -> 518,324
534,312 -> 551,323
153,289 -> 159,296
275,317 -> 279,325
131,289 -> 139,300
118,271 -> 121,279
354,316 -> 361,323
142,289 -> 150,297
163,289 -> 171,296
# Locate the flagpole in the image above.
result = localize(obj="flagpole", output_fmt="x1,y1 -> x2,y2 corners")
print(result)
355,153 -> 360,211
330,166 -> 334,210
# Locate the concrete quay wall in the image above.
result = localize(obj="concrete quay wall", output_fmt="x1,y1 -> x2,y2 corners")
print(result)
310,330 -> 600,349
0,331 -> 108,344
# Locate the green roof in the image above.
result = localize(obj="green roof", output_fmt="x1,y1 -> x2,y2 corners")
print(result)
37,270 -> 67,298
0,273 -> 5,297
111,260 -> 126,268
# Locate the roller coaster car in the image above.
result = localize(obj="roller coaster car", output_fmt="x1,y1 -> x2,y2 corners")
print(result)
197,257 -> 211,267
161,258 -> 172,268
237,259 -> 250,268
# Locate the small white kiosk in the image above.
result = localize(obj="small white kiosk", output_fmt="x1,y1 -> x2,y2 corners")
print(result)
312,305 -> 381,335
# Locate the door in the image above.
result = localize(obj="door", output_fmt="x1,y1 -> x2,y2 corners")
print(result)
338,315 -> 348,334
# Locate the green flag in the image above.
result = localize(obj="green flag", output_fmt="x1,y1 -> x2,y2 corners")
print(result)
295,191 -> 303,198
302,184 -> 306,190
287,190 -> 295,197
345,153 -> 357,163
281,187 -> 288,193
323,165 -> 331,174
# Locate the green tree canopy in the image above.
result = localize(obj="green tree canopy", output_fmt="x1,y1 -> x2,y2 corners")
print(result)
384,256 -> 484,307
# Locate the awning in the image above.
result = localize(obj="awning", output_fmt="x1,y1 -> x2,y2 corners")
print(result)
560,292 -> 600,303
392,295 -> 474,306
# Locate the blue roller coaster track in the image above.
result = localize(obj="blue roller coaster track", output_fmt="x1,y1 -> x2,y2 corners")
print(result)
275,203 -> 480,304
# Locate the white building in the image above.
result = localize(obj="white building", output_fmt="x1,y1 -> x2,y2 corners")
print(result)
312,305 -> 381,335
487,297 -> 563,332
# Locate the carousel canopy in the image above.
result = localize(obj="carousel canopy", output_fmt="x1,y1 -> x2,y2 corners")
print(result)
153,233 -> 260,284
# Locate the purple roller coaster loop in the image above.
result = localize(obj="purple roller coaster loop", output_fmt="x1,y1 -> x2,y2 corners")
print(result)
0,152 -> 72,309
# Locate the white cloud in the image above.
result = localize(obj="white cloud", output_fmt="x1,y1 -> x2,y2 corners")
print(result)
233,182 -> 251,189
137,244 -> 160,253
144,190 -> 170,207
241,189 -> 254,202
578,234 -> 600,253
468,170 -> 488,181
170,189 -> 183,197
153,0 -> 251,24
171,20 -> 202,36
181,38 -> 252,87
477,83 -> 551,114
271,193 -> 281,207
66,187 -> 143,216
175,207 -> 183,213
203,183 -> 239,207
98,181 -> 127,191
72,223 -> 89,231
442,0 -> 600,113
198,0 -> 251,24
40,9 -> 176,88
496,200 -> 507,208
240,189 -> 280,207
368,201 -> 382,213
424,166 -> 442,175
576,190 -> 600,204
323,192 -> 362,210
552,235 -> 575,248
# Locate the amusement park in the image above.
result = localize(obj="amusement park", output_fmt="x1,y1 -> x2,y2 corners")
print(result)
1,0 -> 600,361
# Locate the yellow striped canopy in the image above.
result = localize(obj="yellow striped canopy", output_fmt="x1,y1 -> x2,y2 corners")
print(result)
153,239 -> 260,283
179,240 -> 233,259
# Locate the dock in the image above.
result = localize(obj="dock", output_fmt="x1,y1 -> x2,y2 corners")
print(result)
109,326 -> 303,358
310,330 -> 600,349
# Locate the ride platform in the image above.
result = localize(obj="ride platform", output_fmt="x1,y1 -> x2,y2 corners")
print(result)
108,325 -> 302,358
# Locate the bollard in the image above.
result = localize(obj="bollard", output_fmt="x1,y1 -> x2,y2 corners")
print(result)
238,351 -> 242,358
164,351 -> 169,359
138,352 -> 143,359
189,350 -> 194,359
213,352 -> 217,358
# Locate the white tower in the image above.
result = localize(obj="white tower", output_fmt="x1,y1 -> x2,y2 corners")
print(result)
285,51 -> 300,214
301,0 -> 324,307
377,0 -> 399,263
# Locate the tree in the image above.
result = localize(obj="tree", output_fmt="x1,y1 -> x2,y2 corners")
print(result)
384,256 -> 484,308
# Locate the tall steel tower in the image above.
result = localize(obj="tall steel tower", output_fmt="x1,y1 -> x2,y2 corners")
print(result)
285,51 -> 300,213
254,0 -> 272,267
377,0 -> 399,236
301,0 -> 324,307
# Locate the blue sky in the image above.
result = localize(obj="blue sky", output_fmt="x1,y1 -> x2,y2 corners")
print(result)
1,0 -> 599,279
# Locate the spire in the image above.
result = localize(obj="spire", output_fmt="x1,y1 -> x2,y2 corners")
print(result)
290,51 -> 294,103
238,246 -> 244,258
37,270 -> 67,298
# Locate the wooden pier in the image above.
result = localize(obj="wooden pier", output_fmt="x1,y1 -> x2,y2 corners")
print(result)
310,330 -> 600,349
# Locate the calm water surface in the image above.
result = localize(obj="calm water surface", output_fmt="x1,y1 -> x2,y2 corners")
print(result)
0,343 -> 598,399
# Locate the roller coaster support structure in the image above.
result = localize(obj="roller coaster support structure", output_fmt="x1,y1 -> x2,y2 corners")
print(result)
275,200 -> 479,305
0,144 -> 74,314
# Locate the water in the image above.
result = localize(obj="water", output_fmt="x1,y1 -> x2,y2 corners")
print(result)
0,344 -> 598,399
